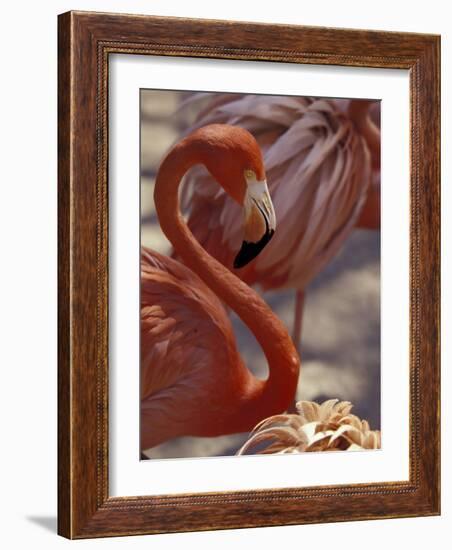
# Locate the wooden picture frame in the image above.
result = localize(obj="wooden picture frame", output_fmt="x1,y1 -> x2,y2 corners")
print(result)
58,10 -> 440,539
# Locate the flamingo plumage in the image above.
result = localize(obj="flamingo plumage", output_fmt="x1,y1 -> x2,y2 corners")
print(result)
141,124 -> 300,451
178,94 -> 380,348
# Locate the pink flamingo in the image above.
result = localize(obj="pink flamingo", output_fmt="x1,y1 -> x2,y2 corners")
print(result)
178,95 -> 380,349
141,124 -> 300,451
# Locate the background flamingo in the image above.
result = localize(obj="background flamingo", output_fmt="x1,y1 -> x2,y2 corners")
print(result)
141,124 -> 300,452
177,94 -> 380,349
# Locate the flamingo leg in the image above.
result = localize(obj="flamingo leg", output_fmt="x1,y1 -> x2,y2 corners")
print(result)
286,290 -> 305,413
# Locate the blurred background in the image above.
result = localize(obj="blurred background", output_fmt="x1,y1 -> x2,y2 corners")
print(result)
141,90 -> 380,459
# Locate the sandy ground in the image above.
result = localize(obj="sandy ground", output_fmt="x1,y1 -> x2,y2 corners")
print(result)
140,90 -> 380,459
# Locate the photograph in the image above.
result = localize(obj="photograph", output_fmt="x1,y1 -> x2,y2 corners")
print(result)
140,90 -> 382,460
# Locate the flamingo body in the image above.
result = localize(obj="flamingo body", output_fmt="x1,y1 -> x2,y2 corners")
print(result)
141,248 -> 251,448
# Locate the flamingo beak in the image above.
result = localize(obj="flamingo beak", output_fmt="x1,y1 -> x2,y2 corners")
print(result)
234,179 -> 276,269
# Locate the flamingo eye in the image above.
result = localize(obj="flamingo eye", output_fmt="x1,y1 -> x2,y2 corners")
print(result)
244,169 -> 255,180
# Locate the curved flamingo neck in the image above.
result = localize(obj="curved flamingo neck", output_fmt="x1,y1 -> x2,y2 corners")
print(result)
154,136 -> 300,426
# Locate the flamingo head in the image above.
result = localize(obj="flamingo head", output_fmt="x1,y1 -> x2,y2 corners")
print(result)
190,124 -> 276,268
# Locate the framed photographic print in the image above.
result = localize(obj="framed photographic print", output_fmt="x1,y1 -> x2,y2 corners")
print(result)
58,11 -> 440,538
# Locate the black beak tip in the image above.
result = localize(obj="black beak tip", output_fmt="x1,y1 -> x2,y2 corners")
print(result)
233,229 -> 274,269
